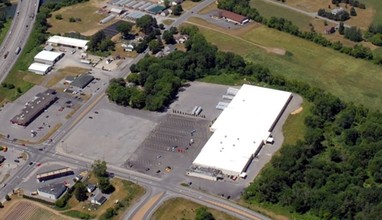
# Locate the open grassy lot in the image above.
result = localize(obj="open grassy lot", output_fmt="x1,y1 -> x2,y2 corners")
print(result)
250,0 -> 314,31
182,0 -> 199,10
0,19 -> 12,44
282,101 -> 311,146
43,67 -> 89,88
358,0 -> 382,25
186,18 -> 382,111
47,0 -> 112,36
152,197 -> 239,220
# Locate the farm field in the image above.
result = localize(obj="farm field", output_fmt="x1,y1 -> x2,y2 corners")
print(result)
358,0 -> 382,24
186,18 -> 382,111
1,200 -> 69,220
151,197 -> 239,220
47,0 -> 112,36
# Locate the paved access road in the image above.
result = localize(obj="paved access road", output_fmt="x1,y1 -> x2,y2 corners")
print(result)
0,0 -> 39,83
0,0 -> 270,219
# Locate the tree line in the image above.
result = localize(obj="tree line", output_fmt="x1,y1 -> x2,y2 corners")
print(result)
217,0 -> 382,64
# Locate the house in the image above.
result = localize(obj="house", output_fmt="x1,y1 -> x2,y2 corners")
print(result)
91,193 -> 107,205
216,10 -> 249,25
87,184 -> 96,193
174,34 -> 189,44
160,9 -> 172,16
171,0 -> 183,5
124,44 -> 134,52
331,8 -> 344,15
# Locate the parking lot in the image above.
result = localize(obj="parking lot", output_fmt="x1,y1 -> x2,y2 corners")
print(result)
168,82 -> 235,120
125,114 -> 210,177
0,86 -> 81,143
59,97 -> 163,166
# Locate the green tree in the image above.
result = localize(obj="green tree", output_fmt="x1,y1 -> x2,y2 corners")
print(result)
164,0 -> 170,8
162,30 -> 175,44
339,22 -> 345,35
195,207 -> 215,220
116,22 -> 133,38
172,5 -> 183,16
136,15 -> 157,34
55,14 -> 63,20
98,177 -> 115,194
74,182 -> 88,201
92,160 -> 108,178
344,27 -> 363,42
5,194 -> 11,201
148,39 -> 163,54
350,7 -> 357,16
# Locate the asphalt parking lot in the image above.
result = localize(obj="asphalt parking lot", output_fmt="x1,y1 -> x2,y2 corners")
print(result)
0,85 -> 81,143
59,97 -> 163,166
168,81 -> 235,120
125,114 -> 210,178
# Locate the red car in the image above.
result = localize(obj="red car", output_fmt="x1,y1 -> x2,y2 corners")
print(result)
36,163 -> 42,167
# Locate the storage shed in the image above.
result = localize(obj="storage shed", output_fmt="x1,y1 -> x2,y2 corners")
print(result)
34,51 -> 64,65
28,63 -> 52,75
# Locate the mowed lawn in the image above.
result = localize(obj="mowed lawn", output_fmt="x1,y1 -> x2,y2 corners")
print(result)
191,20 -> 382,111
47,0 -> 110,36
151,197 -> 239,220
250,0 -> 314,31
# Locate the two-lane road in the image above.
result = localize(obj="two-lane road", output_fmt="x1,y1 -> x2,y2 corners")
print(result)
0,0 -> 39,83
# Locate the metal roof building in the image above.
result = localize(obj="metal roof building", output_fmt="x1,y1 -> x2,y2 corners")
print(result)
36,167 -> 74,183
10,89 -> 58,127
71,74 -> 94,89
47,35 -> 89,50
34,51 -> 64,65
28,63 -> 52,75
192,84 -> 292,176
147,5 -> 165,14
37,183 -> 67,200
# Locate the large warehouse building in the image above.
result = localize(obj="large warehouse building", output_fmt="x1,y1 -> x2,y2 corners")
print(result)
192,84 -> 292,177
34,51 -> 64,65
47,35 -> 89,50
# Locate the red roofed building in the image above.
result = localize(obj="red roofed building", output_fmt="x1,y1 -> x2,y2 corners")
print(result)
216,10 -> 249,25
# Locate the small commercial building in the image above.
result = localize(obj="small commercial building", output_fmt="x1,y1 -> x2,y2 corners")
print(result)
10,89 -> 58,127
47,35 -> 89,50
192,84 -> 292,177
37,183 -> 67,200
216,10 -> 249,25
110,8 -> 123,15
91,194 -> 107,205
70,74 -> 94,89
28,63 -> 52,75
34,51 -> 64,65
36,167 -> 74,183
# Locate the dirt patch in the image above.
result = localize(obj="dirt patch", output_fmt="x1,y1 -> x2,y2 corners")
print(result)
266,47 -> 286,55
291,107 -> 303,115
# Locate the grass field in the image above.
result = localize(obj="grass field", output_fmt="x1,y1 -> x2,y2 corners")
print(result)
187,18 -> 382,111
47,0 -> 111,36
182,0 -> 199,10
152,197 -> 239,220
0,19 -> 12,44
282,101 -> 311,146
362,0 -> 382,24
250,0 -> 314,31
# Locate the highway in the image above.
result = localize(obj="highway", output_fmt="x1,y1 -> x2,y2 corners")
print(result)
0,0 -> 39,83
0,1 -> 270,219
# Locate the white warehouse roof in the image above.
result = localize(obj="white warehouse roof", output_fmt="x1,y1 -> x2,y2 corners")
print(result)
192,84 -> 292,176
35,51 -> 63,62
28,63 -> 52,74
47,35 -> 89,48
